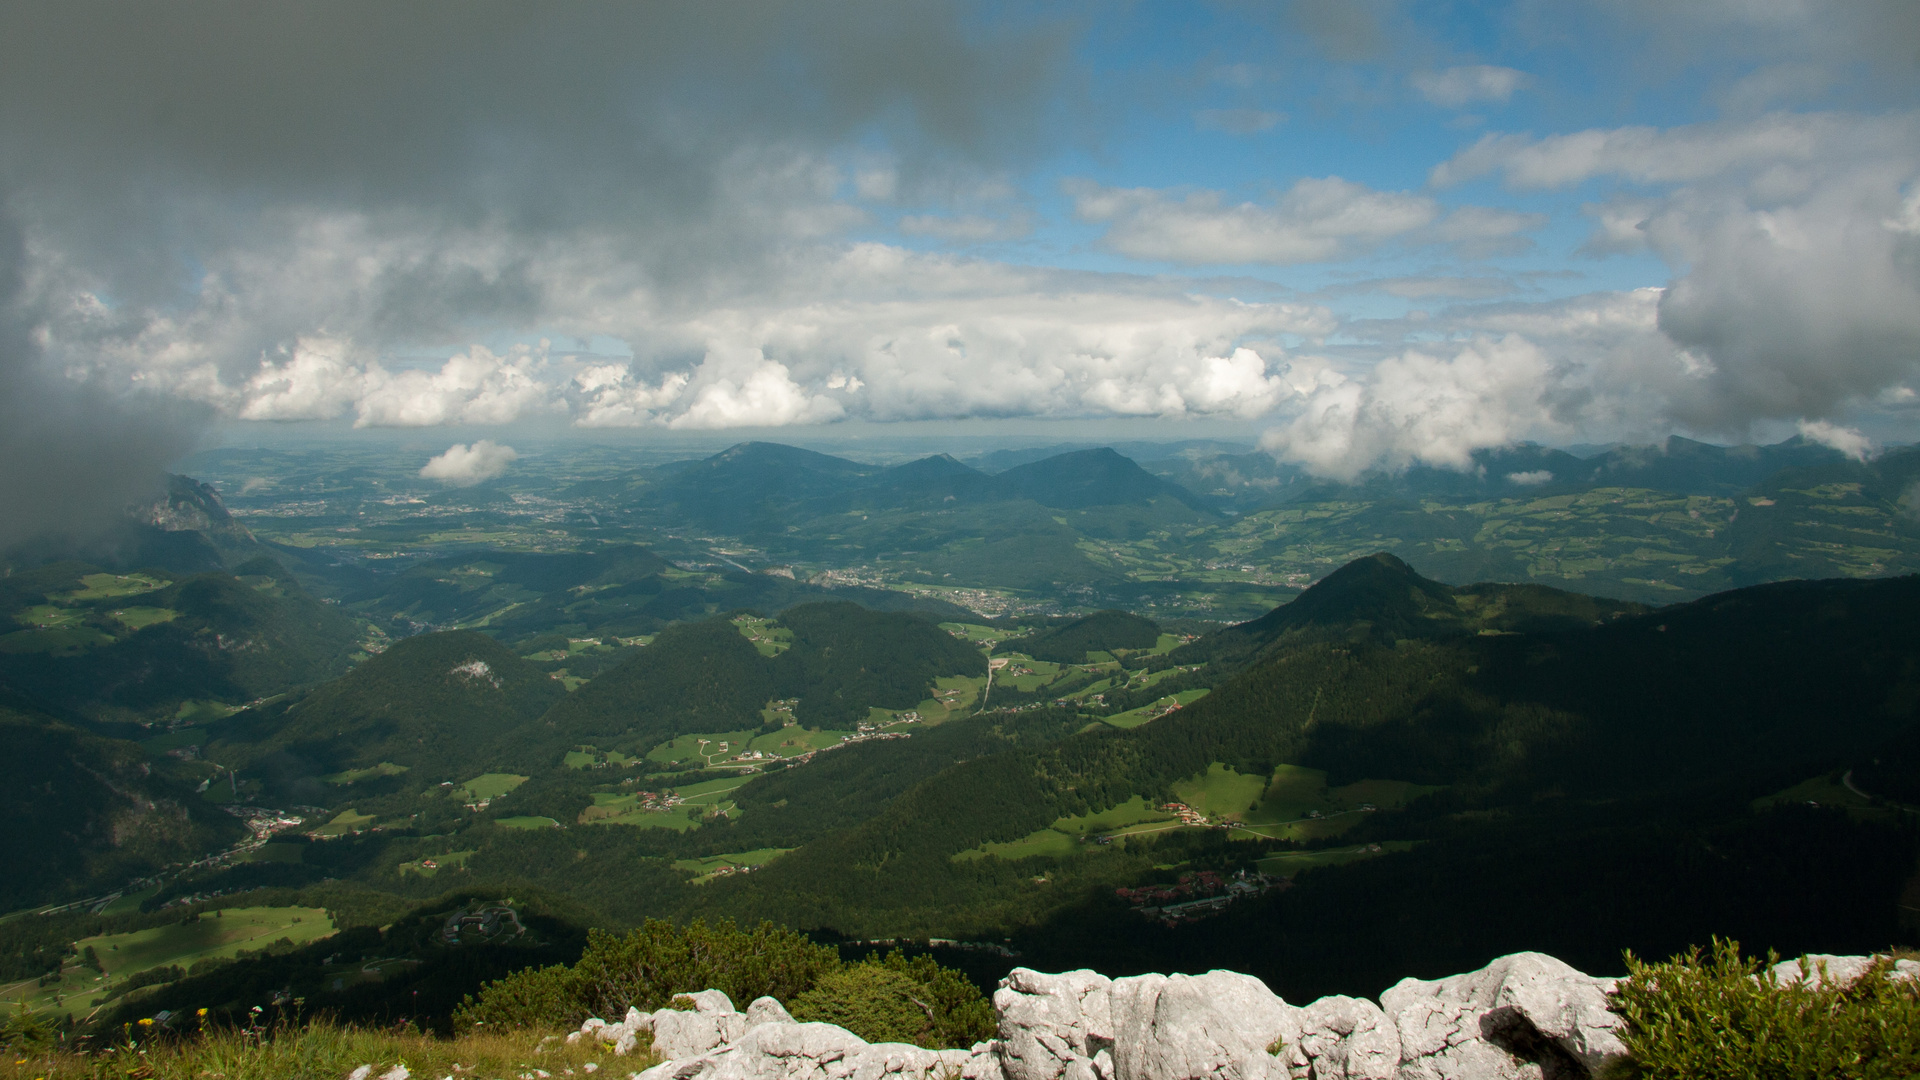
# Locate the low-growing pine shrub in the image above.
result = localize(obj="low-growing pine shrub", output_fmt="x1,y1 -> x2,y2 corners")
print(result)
791,951 -> 996,1049
455,918 -> 838,1030
1604,938 -> 1920,1079
455,923 -> 993,1050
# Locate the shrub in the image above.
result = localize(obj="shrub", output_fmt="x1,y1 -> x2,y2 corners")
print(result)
1604,938 -> 1920,1079
456,919 -> 838,1030
453,962 -> 585,1030
791,951 -> 995,1050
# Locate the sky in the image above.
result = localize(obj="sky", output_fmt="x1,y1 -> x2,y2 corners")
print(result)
2,0 -> 1919,533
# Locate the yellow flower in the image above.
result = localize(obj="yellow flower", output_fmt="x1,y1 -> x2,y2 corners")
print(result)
138,1017 -> 154,1026
197,1007 -> 209,1017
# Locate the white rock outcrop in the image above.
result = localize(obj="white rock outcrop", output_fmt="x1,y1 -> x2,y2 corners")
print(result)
560,949 -> 1904,1080
1379,953 -> 1622,1080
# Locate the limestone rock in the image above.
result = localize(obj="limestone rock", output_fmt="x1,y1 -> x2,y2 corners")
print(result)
683,990 -> 741,1014
748,997 -> 797,1028
653,992 -> 749,1060
637,1019 -> 951,1080
1380,952 -> 1624,1080
1768,954 -> 1920,989
961,1041 -> 1010,1080
995,968 -> 1115,1080
1284,995 -> 1397,1080
1107,970 -> 1294,1080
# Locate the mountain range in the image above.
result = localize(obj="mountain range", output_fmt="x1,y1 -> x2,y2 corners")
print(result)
2,436 -> 1917,1030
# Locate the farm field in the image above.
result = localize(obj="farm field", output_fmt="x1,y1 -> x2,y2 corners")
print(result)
1255,841 -> 1418,878
1,907 -> 336,1023
1102,687 -> 1210,729
954,796 -> 1176,861
63,573 -> 171,601
1172,763 -> 1267,820
455,774 -> 529,801
107,606 -> 179,630
323,762 -> 409,785
938,622 -> 1024,648
308,809 -> 376,836
646,725 -> 849,768
494,816 -> 561,829
397,850 -> 475,877
1752,772 -> 1892,822
731,614 -> 792,656
671,847 -> 794,883
580,790 -> 697,830
1230,766 -> 1444,840
563,747 -> 638,769
951,764 -> 1444,855
582,773 -> 755,829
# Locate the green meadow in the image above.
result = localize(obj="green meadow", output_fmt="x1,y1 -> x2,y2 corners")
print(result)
61,573 -> 170,601
3,907 -> 337,1023
731,613 -> 793,656
494,816 -> 561,830
1102,687 -> 1210,729
671,847 -> 794,883
1256,841 -> 1419,878
322,762 -> 409,785
954,796 -> 1175,861
455,773 -> 529,801
308,809 -> 376,836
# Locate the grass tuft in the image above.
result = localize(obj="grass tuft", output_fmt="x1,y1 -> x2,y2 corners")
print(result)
0,1016 -> 654,1080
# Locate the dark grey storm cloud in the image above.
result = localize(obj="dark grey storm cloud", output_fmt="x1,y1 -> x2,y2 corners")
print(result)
0,1 -> 1080,545
0,209 -> 204,549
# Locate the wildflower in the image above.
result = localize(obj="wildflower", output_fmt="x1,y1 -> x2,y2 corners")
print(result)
198,1007 -> 209,1017
138,1017 -> 154,1026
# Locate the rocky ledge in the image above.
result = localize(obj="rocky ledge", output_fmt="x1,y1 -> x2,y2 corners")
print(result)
566,951 -> 1907,1080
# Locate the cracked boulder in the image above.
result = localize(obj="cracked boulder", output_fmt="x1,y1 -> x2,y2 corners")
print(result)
995,968 -> 1116,1080
1379,953 -> 1624,1080
650,990 -> 750,1060
1281,995 -> 1398,1080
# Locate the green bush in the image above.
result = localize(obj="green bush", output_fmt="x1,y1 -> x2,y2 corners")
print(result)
791,951 -> 995,1050
1604,938 -> 1920,1079
456,919 -> 837,1030
453,962 -> 586,1030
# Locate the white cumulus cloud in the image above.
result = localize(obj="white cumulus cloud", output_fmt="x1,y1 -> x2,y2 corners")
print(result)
237,341 -> 557,427
1260,336 -> 1563,481
419,440 -> 519,486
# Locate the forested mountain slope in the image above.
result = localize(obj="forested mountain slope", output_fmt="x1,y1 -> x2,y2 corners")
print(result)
0,556 -> 361,723
694,559 -> 1918,959
213,630 -> 564,789
0,706 -> 245,909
